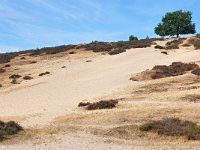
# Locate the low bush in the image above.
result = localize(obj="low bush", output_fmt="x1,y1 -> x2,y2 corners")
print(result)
0,84 -> 2,87
23,76 -> 33,80
129,35 -> 138,41
191,68 -> 200,75
140,118 -> 200,140
196,33 -> 200,38
108,48 -> 126,55
165,38 -> 185,49
78,102 -> 91,107
9,74 -> 22,79
155,45 -> 165,49
87,100 -> 118,110
161,51 -> 168,55
182,43 -> 191,47
0,121 -> 23,141
39,72 -> 50,76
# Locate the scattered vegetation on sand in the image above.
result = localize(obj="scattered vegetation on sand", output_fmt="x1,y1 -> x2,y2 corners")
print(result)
192,68 -> 200,75
0,121 -> 23,141
86,100 -> 119,110
131,62 -> 199,81
165,39 -> 185,49
155,45 -> 165,49
39,71 -> 50,76
23,76 -> 33,80
140,118 -> 200,140
0,68 -> 6,73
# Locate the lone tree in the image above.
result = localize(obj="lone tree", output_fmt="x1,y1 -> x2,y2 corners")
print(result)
155,10 -> 196,38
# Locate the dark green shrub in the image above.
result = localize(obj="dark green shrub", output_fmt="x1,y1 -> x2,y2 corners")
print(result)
129,35 -> 138,41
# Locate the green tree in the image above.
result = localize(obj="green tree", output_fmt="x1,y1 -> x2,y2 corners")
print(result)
129,35 -> 138,41
155,10 -> 196,38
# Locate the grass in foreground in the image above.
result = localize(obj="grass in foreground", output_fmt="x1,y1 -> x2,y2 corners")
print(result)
140,118 -> 200,140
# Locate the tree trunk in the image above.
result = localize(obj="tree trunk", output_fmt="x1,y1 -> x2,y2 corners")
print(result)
176,34 -> 179,38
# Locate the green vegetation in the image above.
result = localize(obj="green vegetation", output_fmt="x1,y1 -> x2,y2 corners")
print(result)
129,35 -> 138,41
155,10 -> 196,38
11,76 -> 17,84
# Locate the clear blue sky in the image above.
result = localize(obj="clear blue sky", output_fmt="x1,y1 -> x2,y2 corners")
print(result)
0,0 -> 199,52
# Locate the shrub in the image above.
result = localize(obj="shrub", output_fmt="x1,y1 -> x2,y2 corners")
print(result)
0,121 -> 23,141
39,72 -> 50,76
23,76 -> 33,80
87,100 -> 119,110
161,51 -> 168,55
0,84 -> 2,87
78,102 -> 91,107
155,45 -> 165,49
9,74 -> 22,79
129,35 -> 138,41
69,51 -> 75,54
11,76 -> 17,84
191,68 -> 200,76
140,118 -> 200,140
165,39 -> 185,49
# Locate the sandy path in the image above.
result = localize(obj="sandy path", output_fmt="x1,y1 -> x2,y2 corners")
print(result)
1,47 -> 200,127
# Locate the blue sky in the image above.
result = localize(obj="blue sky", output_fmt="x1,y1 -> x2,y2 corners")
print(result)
0,0 -> 199,52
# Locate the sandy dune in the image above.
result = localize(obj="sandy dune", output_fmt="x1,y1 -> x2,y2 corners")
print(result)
1,41 -> 200,149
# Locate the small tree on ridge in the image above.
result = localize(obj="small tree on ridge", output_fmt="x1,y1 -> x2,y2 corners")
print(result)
155,10 -> 196,38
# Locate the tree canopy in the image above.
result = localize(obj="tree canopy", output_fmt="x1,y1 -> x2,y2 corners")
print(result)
155,10 -> 196,38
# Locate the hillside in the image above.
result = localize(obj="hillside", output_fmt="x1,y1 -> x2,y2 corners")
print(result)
0,37 -> 200,149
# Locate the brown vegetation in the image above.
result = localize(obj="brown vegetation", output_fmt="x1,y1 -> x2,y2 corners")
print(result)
38,72 -> 50,76
188,38 -> 200,50
140,118 -> 200,140
23,76 -> 33,80
9,74 -> 22,79
86,100 -> 119,110
155,45 -> 165,49
78,102 -> 91,107
131,62 -> 199,81
182,94 -> 200,102
0,121 -> 23,141
165,38 -> 185,49
161,51 -> 168,55
191,68 -> 200,75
